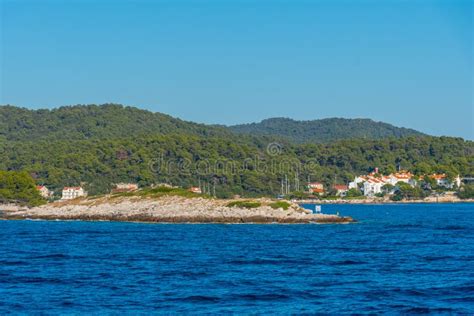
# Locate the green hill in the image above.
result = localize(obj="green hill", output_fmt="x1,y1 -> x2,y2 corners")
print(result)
1,105 -> 424,143
229,117 -> 425,143
1,134 -> 472,197
0,104 -> 230,141
0,104 -> 472,198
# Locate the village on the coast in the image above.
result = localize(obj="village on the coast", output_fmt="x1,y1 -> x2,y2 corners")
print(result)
307,169 -> 462,198
34,167 -> 469,203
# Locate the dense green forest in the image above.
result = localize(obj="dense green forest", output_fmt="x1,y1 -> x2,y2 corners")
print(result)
0,104 -> 473,198
1,104 -> 422,143
0,104 -> 231,141
1,135 -> 472,197
0,171 -> 45,206
229,117 -> 425,143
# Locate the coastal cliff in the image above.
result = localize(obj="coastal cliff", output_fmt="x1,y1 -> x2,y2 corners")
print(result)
0,195 -> 354,224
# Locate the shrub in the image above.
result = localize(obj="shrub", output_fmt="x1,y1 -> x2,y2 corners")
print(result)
346,188 -> 363,197
226,200 -> 262,209
112,186 -> 207,199
0,171 -> 46,207
458,184 -> 474,199
268,201 -> 291,210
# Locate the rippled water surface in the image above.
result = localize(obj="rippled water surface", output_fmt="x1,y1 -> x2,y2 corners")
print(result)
1,203 -> 473,314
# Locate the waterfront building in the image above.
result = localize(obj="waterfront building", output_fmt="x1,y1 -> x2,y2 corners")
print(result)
36,185 -> 52,198
61,187 -> 86,200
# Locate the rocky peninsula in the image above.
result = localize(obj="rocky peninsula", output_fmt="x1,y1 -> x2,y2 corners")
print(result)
0,189 -> 354,224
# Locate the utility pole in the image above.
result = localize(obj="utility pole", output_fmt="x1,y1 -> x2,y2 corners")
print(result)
295,172 -> 300,192
307,175 -> 311,193
285,174 -> 290,194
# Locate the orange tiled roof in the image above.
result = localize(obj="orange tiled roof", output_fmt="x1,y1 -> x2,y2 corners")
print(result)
333,184 -> 348,190
429,173 -> 447,180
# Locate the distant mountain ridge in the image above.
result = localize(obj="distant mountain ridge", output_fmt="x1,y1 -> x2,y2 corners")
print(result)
0,104 -> 230,141
229,117 -> 425,143
1,104 -> 426,143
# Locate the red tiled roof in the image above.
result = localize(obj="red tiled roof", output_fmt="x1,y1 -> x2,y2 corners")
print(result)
63,187 -> 82,190
367,178 -> 384,183
430,173 -> 447,180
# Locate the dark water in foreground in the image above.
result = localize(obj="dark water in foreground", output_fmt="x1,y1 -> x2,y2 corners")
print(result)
1,204 -> 473,314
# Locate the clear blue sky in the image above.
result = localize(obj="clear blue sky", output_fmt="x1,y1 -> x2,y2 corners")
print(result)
1,0 -> 472,139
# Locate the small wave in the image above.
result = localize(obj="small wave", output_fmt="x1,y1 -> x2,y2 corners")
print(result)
235,293 -> 291,301
435,225 -> 468,231
97,272 -> 113,278
445,296 -> 474,303
332,260 -> 367,266
4,276 -> 65,285
450,285 -> 474,292
61,301 -> 75,307
160,270 -> 210,278
228,258 -> 311,265
392,288 -> 427,297
422,255 -> 454,262
179,295 -> 220,303
31,254 -> 70,260
0,260 -> 28,266
404,306 -> 455,313
388,223 -> 424,229
311,280 -> 371,287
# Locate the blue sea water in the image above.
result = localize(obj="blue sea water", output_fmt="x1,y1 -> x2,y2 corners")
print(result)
1,203 -> 473,314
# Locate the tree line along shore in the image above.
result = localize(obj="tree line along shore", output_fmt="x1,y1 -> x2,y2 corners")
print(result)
1,170 -> 473,209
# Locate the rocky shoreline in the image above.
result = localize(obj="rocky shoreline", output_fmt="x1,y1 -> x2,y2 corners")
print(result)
298,196 -> 474,205
0,196 -> 355,224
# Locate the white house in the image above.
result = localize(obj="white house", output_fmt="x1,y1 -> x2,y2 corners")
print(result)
363,179 -> 384,196
36,185 -> 52,198
348,176 -> 366,190
332,184 -> 349,196
307,182 -> 324,194
429,174 -> 461,189
385,171 -> 416,186
350,169 -> 418,196
61,187 -> 86,200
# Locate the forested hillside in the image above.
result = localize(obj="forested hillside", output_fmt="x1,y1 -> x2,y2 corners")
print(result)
1,134 -> 472,197
1,104 -> 472,198
229,117 -> 425,143
0,104 -> 230,141
1,104 -> 424,143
